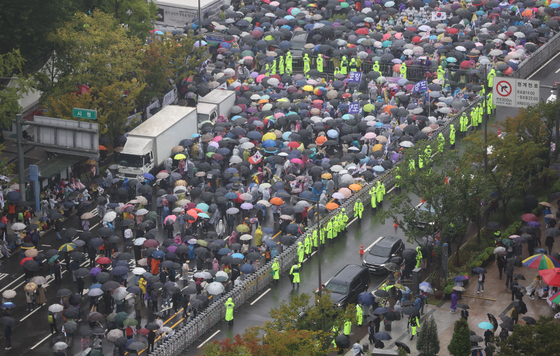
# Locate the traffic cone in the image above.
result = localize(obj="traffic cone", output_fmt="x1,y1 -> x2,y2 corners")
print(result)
359,243 -> 364,255
498,127 -> 501,136
394,218 -> 399,228
421,197 -> 425,203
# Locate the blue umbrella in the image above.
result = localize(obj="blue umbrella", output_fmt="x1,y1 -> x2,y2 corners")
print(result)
300,191 -> 316,200
89,284 -> 102,290
240,264 -> 254,274
5,191 -> 21,202
247,131 -> 262,140
143,173 -> 154,180
152,251 -> 165,259
358,292 -> 375,306
231,253 -> 245,259
373,307 -> 390,314
453,275 -> 468,282
262,228 -> 274,235
225,192 -> 238,199
478,322 -> 494,330
197,213 -> 210,219
265,240 -> 277,247
263,140 -> 277,148
196,203 -> 209,212
373,165 -> 385,172
0,302 -> 15,309
327,129 -> 339,138
217,248 -> 232,255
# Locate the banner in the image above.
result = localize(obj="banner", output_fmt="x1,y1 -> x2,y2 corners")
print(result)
431,12 -> 447,21
413,80 -> 428,93
348,102 -> 360,114
146,100 -> 160,119
162,88 -> 177,107
348,72 -> 362,83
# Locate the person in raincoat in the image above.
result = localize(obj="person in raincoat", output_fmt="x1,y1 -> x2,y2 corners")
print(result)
271,258 -> 280,284
369,185 -> 377,211
400,62 -> 407,79
289,263 -> 301,288
278,55 -> 285,75
225,297 -> 235,325
408,314 -> 420,340
356,304 -> 363,326
437,133 -> 445,153
344,319 -> 352,336
376,181 -> 385,208
341,208 -> 348,232
317,54 -> 324,72
36,284 -> 47,306
340,56 -> 349,75
254,226 -> 262,246
285,51 -> 293,74
303,53 -> 311,78
487,68 -> 496,89
460,112 -> 468,136
450,290 -> 458,313
449,124 -> 456,148
304,233 -> 312,257
297,242 -> 304,263
415,246 -> 422,268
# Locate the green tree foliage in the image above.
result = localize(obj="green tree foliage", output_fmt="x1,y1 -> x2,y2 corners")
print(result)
416,315 -> 440,356
82,0 -> 158,39
497,316 -> 560,356
0,50 -> 32,127
0,0 -> 77,67
448,318 -> 471,356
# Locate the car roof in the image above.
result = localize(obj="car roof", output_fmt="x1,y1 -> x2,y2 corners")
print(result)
377,236 -> 402,247
329,264 -> 367,286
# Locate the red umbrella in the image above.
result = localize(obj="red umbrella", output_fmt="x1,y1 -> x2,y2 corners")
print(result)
446,28 -> 459,34
143,240 -> 159,248
138,328 -> 150,336
412,36 -> 422,43
460,61 -> 472,69
20,257 -> 34,266
539,268 -> 560,287
288,141 -> 300,148
356,28 -> 369,35
521,213 -> 538,222
406,27 -> 418,32
96,257 -> 111,264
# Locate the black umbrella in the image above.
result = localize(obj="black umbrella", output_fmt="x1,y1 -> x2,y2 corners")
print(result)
456,303 -> 470,309
102,281 -> 121,291
522,316 -> 536,324
401,307 -> 420,316
470,335 -> 484,343
395,341 -> 410,353
0,317 -> 16,327
74,268 -> 90,278
334,335 -> 350,348
182,287 -> 197,295
56,288 -> 73,297
96,272 -> 112,284
63,307 -> 79,320
374,332 -> 392,340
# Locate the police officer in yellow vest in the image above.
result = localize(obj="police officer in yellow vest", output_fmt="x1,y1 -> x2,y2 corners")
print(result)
289,263 -> 301,288
373,61 -> 381,76
400,62 -> 407,79
317,54 -> 324,73
460,112 -> 468,136
340,56 -> 348,75
487,92 -> 494,115
334,67 -> 340,75
264,62 -> 270,76
349,57 -> 358,72
270,59 -> 277,75
415,246 -> 422,268
303,53 -> 311,78
408,315 -> 419,340
449,124 -> 456,149
487,68 -> 496,89
285,51 -> 293,74
278,55 -> 285,75
437,65 -> 445,81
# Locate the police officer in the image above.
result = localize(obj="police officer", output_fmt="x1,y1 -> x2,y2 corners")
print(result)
270,58 -> 277,75
225,297 -> 235,325
487,68 -> 496,89
373,60 -> 381,76
303,53 -> 311,78
376,181 -> 385,208
297,241 -> 304,263
289,263 -> 301,288
437,133 -> 445,153
415,246 -> 423,268
278,55 -> 285,75
271,258 -> 280,284
349,57 -> 358,72
285,51 -> 293,74
317,54 -> 324,73
437,65 -> 445,82
340,56 -> 348,75
369,185 -> 377,211
304,233 -> 312,257
408,314 -> 419,340
449,124 -> 456,149
460,112 -> 468,136
400,62 -> 407,79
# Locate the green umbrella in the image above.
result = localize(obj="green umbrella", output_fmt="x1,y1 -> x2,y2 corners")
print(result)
114,312 -> 128,325
340,2 -> 349,8
145,211 -> 157,222
501,239 -> 514,247
106,312 -> 117,322
123,318 -> 138,327
240,50 -> 253,58
363,104 -> 374,112
196,239 -> 208,247
48,255 -> 60,264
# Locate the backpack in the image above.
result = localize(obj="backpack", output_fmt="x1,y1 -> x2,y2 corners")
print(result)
48,314 -> 54,323
17,212 -> 23,221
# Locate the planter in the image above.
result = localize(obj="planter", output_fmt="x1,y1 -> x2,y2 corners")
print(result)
444,292 -> 451,300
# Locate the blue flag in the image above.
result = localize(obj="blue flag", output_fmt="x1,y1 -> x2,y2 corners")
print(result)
413,80 -> 428,93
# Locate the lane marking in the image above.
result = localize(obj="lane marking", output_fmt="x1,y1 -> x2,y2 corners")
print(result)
347,217 -> 358,226
364,236 -> 384,253
387,187 -> 395,194
250,288 -> 271,305
30,333 -> 52,350
20,305 -> 43,322
0,275 -> 24,292
197,330 -> 221,349
528,50 -> 560,79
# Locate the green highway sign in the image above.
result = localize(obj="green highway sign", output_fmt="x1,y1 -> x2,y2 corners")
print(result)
72,108 -> 97,120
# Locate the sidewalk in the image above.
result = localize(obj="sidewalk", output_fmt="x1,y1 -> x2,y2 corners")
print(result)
346,215 -> 557,355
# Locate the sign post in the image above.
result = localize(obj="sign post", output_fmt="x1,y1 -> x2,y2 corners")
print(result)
29,165 -> 39,211
72,108 -> 97,120
492,78 -> 540,108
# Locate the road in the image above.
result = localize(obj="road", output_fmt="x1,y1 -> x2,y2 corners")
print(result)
4,56 -> 559,356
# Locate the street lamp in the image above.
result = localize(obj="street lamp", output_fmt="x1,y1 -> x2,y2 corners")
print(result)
278,191 -> 323,297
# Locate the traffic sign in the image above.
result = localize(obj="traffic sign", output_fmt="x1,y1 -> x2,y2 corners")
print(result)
492,78 -> 540,108
72,108 -> 97,120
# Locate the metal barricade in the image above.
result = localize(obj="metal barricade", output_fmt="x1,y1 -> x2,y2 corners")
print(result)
513,31 -> 560,79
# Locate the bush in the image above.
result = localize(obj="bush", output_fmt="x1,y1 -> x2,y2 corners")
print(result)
417,315 -> 440,356
448,318 -> 471,356
444,285 -> 454,294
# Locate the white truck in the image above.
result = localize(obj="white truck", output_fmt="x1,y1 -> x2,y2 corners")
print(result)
118,106 -> 197,178
196,89 -> 236,125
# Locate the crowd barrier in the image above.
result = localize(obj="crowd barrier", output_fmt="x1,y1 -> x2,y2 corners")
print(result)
150,32 -> 558,355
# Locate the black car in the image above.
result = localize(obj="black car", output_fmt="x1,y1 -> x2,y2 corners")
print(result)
323,264 -> 370,307
410,203 -> 437,230
362,236 -> 405,274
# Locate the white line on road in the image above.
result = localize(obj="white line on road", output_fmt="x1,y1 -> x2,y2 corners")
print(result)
20,305 -> 43,322
387,187 -> 395,194
42,244 -> 51,247
529,51 -> 560,79
250,288 -> 271,305
30,333 -> 52,350
364,236 -> 384,253
0,275 -> 24,293
198,330 -> 221,349
347,217 -> 358,226
556,67 -> 560,74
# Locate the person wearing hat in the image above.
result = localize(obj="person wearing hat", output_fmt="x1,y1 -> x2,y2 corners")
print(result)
449,124 -> 456,149
278,55 -> 284,75
376,181 -> 385,208
289,263 -> 301,288
225,297 -> 235,325
415,246 -> 423,268
349,57 -> 358,72
297,242 -> 304,263
285,51 -> 292,74
303,53 -> 311,78
369,185 -> 377,211
304,233 -> 312,257
271,258 -> 280,284
340,56 -> 349,75
400,62 -> 407,79
317,54 -> 324,73
460,112 -> 468,136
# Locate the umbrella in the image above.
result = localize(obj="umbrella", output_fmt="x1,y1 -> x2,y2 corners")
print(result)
49,304 -> 64,313
0,317 -> 16,327
395,341 -> 410,353
2,290 -> 16,299
457,303 -> 470,309
374,332 -> 392,340
539,268 -> 560,287
478,321 -> 494,330
334,335 -> 350,348
523,254 -> 560,270
53,342 -> 68,351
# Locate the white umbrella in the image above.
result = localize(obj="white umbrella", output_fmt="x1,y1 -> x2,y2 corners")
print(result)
207,282 -> 225,295
2,290 -> 16,299
215,271 -> 229,280
256,200 -> 271,207
134,238 -> 146,246
330,165 -> 343,172
172,207 -> 183,213
240,142 -> 255,150
103,211 -> 117,222
107,329 -> 124,342
173,186 -> 187,194
53,342 -> 68,351
135,196 -> 148,205
176,199 -> 189,206
136,209 -> 149,215
400,141 -> 414,148
49,304 -> 64,313
239,234 -> 253,241
132,267 -> 147,275
230,156 -> 243,164
11,223 -> 25,231
112,287 -> 128,301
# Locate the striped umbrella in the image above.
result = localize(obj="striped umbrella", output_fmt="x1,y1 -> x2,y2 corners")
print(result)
59,243 -> 76,252
522,253 -> 560,270
548,289 -> 560,304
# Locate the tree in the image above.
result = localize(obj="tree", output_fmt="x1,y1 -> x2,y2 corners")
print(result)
496,316 -> 560,356
82,0 -> 158,39
464,110 -> 546,223
0,0 -> 77,67
447,318 -> 471,356
41,10 -> 142,97
416,315 -> 440,356
0,50 -> 32,127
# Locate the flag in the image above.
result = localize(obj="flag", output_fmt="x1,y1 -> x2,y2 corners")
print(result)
472,13 -> 478,22
385,135 -> 391,155
420,30 -> 430,41
413,80 -> 428,93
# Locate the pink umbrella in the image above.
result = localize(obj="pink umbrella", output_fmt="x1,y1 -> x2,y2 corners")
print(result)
212,136 -> 222,142
164,215 -> 176,224
363,132 -> 377,139
274,112 -> 285,119
256,74 -> 267,83
291,158 -> 303,164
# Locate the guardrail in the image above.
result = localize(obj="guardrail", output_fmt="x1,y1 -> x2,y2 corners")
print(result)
151,33 -> 554,354
512,31 -> 560,79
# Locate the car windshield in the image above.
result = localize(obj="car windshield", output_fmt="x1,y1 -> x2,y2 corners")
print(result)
119,153 -> 143,168
370,245 -> 392,257
291,33 -> 307,50
325,282 -> 348,294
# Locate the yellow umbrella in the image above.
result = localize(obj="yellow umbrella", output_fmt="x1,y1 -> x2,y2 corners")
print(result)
175,180 -> 187,187
302,85 -> 314,92
321,173 -> 332,179
174,154 -> 186,160
262,132 -> 276,141
372,144 -> 383,151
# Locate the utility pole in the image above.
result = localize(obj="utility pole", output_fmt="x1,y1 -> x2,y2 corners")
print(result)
16,114 -> 26,198
198,0 -> 202,48
483,75 -> 488,174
